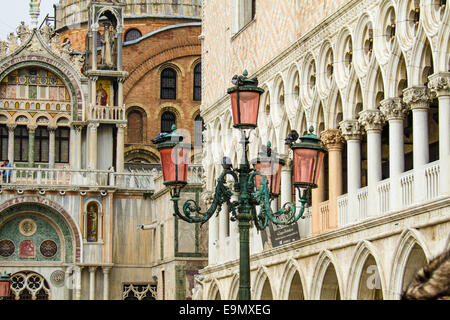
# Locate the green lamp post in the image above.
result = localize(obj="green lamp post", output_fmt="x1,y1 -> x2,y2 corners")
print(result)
153,71 -> 327,300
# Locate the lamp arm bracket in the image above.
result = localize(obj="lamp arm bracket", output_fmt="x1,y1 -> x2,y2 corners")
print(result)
171,170 -> 235,225
249,171 -> 307,228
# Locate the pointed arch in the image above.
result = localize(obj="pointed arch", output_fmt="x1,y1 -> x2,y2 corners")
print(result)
278,258 -> 308,300
207,279 -> 222,300
390,228 -> 431,299
346,240 -> 387,300
310,250 -> 344,300
409,28 -> 435,86
252,265 -> 274,300
228,273 -> 240,300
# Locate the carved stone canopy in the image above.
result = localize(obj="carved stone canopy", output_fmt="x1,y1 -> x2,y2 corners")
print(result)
339,119 -> 361,140
380,97 -> 409,121
402,86 -> 431,110
358,109 -> 385,132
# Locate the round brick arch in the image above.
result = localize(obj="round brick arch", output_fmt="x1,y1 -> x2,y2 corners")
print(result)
123,44 -> 201,99
0,195 -> 82,263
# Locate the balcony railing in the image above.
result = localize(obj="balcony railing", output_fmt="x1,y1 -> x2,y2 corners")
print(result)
89,104 -> 126,122
0,166 -> 157,191
319,200 -> 330,231
377,179 -> 390,214
337,160 -> 443,228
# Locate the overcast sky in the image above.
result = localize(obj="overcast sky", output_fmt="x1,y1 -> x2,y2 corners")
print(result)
0,0 -> 59,40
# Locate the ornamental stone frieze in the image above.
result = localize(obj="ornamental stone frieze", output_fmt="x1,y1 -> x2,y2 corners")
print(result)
320,129 -> 345,149
380,97 -> 409,121
402,86 -> 431,110
358,109 -> 385,132
339,119 -> 361,141
428,72 -> 450,97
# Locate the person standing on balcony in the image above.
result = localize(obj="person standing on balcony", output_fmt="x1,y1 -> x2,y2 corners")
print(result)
3,160 -> 11,183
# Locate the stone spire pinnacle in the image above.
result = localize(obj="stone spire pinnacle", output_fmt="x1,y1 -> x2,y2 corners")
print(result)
29,0 -> 41,29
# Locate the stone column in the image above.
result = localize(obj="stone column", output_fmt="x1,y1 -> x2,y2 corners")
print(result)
320,129 -> 345,229
27,124 -> 37,167
48,125 -> 57,168
428,73 -> 450,196
403,86 -> 431,203
403,86 -> 431,168
70,124 -> 83,170
380,98 -> 409,211
311,158 -> 325,235
91,30 -> 97,71
7,123 -> 16,164
359,109 -> 385,216
88,122 -> 99,170
280,155 -> 292,206
64,266 -> 73,300
340,119 -> 362,225
116,123 -> 126,172
116,27 -> 123,71
102,266 -> 112,300
74,266 -> 83,300
89,266 -> 97,300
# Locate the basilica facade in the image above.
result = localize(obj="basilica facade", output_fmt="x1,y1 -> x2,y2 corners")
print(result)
0,0 -> 205,300
194,0 -> 449,300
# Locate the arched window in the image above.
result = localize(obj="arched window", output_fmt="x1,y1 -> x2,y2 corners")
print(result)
14,126 -> 29,162
161,111 -> 176,133
161,68 -> 177,100
194,114 -> 204,147
55,127 -> 70,163
127,110 -> 144,143
0,125 -> 8,161
34,126 -> 49,163
193,63 -> 201,101
124,28 -> 142,42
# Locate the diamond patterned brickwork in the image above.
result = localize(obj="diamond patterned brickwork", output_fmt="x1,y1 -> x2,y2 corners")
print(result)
201,0 -> 350,108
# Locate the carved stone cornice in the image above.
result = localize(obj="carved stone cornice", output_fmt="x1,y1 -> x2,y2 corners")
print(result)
380,97 -> 409,121
358,109 -> 385,132
339,119 -> 361,141
403,86 -> 431,110
428,72 -> 450,97
320,129 -> 345,149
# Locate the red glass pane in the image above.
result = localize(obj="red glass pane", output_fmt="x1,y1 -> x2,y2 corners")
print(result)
230,91 -> 260,128
160,146 -> 190,185
293,149 -> 324,185
254,161 -> 282,195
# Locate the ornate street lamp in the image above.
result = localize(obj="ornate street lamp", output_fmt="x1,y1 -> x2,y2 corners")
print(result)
0,272 -> 11,299
153,71 -> 327,300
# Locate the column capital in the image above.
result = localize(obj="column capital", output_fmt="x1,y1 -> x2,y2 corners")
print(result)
88,122 -> 100,130
339,119 -> 361,141
380,97 -> 409,121
358,109 -> 385,132
27,123 -> 38,132
116,122 -> 127,129
403,86 -> 431,110
428,72 -> 450,97
88,266 -> 98,273
6,123 -> 16,132
320,128 -> 345,150
102,266 -> 112,274
47,124 -> 58,132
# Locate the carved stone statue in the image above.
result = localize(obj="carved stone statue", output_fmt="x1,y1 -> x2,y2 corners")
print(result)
0,41 -> 8,57
16,21 -> 30,43
61,38 -> 73,61
100,22 -> 115,68
6,32 -> 18,52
